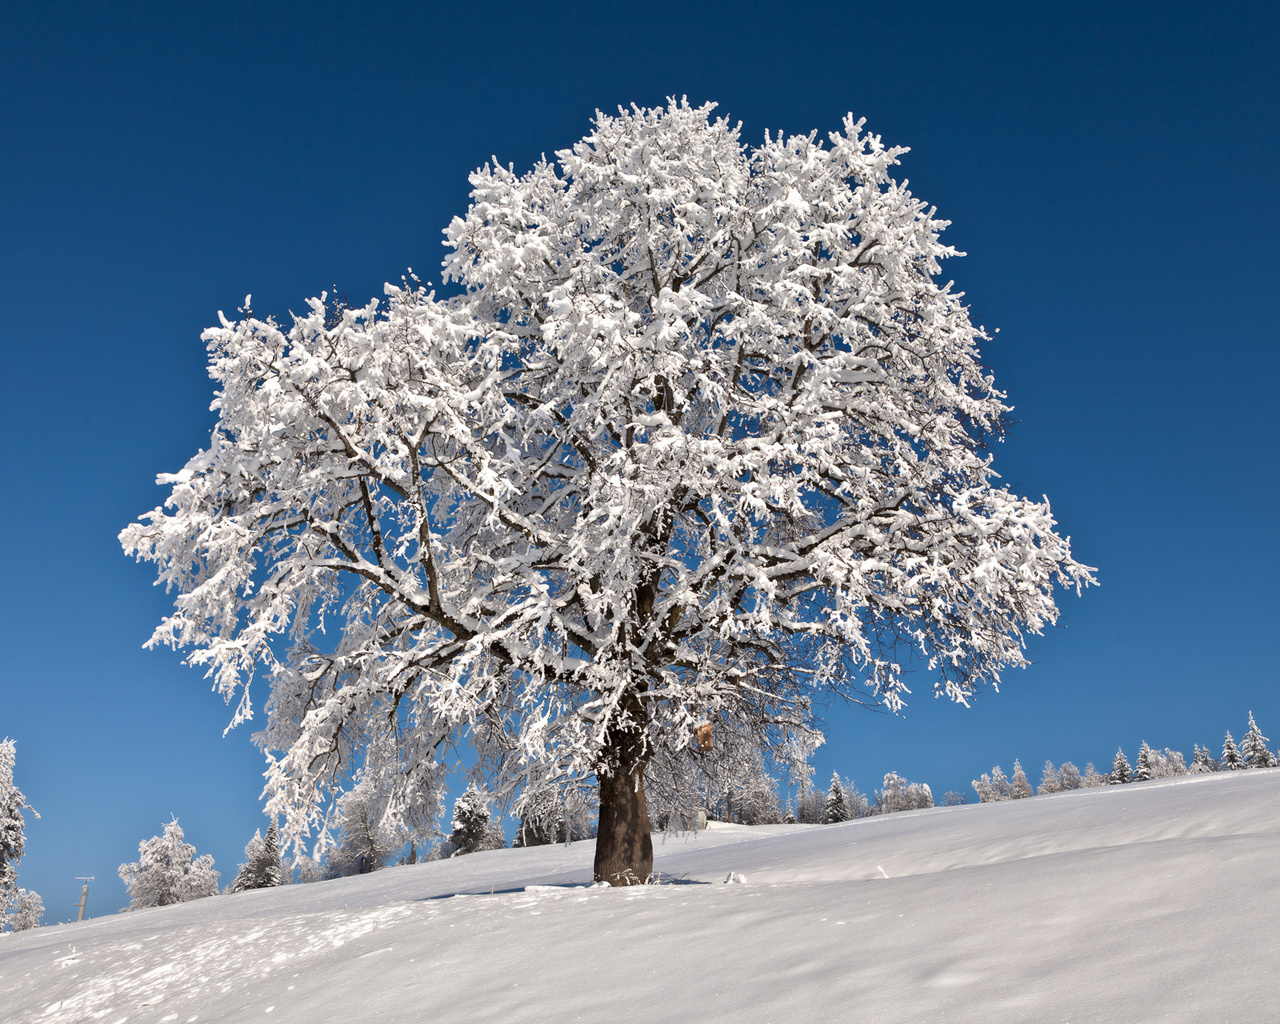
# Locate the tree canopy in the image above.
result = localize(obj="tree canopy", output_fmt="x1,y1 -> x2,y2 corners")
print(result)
122,100 -> 1091,883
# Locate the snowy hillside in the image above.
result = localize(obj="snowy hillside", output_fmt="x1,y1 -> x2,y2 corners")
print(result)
4,769 -> 1279,1023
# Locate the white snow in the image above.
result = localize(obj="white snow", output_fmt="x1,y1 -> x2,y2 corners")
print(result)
4,769 -> 1279,1022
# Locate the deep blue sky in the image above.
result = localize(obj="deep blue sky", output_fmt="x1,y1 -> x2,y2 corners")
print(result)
2,0 -> 1277,922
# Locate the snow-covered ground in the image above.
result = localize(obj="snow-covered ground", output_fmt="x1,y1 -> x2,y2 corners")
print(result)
4,769 -> 1278,1022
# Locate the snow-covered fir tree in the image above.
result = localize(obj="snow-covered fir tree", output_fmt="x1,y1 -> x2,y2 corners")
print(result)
1221,732 -> 1245,771
118,819 -> 219,910
825,773 -> 852,823
1110,749 -> 1132,785
121,100 -> 1093,886
1241,713 -> 1275,769
1134,742 -> 1153,782
0,739 -> 35,903
231,823 -> 284,892
1037,761 -> 1060,795
1009,760 -> 1032,799
4,888 -> 43,932
448,786 -> 506,857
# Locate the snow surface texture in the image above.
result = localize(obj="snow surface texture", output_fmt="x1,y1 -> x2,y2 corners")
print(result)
4,770 -> 1278,1022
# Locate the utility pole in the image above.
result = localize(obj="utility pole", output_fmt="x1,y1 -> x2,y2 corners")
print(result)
74,877 -> 93,922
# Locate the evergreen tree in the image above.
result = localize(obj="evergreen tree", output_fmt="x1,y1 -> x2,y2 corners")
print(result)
1221,732 -> 1245,770
1241,712 -> 1275,769
231,822 -> 284,892
1057,762 -> 1082,790
118,819 -> 219,909
824,772 -> 852,823
1110,748 -> 1132,784
4,888 -> 43,931
1008,761 -> 1032,799
782,807 -> 797,825
1189,744 -> 1215,773
1134,742 -> 1153,782
1037,761 -> 1060,795
448,786 -> 506,856
0,739 -> 36,903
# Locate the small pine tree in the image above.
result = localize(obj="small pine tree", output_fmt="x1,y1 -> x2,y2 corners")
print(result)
1189,744 -> 1215,773
1134,742 -> 1153,782
1221,731 -> 1245,770
118,819 -> 219,909
1241,712 -> 1275,769
824,772 -> 852,823
1110,748 -> 1132,784
1008,761 -> 1032,799
782,807 -> 797,824
4,888 -> 43,931
1037,761 -> 1060,795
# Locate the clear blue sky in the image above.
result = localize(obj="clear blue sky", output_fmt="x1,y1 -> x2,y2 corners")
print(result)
2,0 -> 1276,922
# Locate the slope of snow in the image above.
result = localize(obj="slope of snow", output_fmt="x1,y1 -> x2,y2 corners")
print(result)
4,770 -> 1278,1022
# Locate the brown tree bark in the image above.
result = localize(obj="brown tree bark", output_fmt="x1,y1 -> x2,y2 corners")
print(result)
592,689 -> 653,886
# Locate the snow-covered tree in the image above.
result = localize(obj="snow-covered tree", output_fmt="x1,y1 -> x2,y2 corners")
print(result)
824,772 -> 852,823
512,788 -> 596,846
1081,762 -> 1108,787
942,790 -> 968,806
1056,761 -> 1082,790
1110,748 -> 1132,785
1221,732 -> 1245,771
120,100 -> 1092,886
326,773 -> 408,876
118,819 -> 219,910
0,739 -> 36,903
1008,760 -> 1032,799
794,783 -> 826,824
3,888 -> 43,932
1037,760 -> 1060,795
1241,713 -> 1275,769
973,765 -> 1012,803
877,772 -> 933,813
448,786 -> 505,857
1189,744 -> 1217,773
1134,742 -> 1153,782
1147,748 -> 1188,778
231,822 -> 284,892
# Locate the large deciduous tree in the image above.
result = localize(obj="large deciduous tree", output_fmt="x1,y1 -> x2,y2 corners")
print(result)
121,100 -> 1091,885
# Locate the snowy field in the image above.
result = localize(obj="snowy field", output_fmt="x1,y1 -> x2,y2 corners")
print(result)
4,769 -> 1278,1023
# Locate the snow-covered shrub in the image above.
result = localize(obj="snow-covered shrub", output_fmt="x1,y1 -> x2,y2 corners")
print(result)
3,888 -> 42,931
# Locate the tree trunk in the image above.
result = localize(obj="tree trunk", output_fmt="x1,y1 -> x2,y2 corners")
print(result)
594,762 -> 654,885
592,689 -> 653,886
